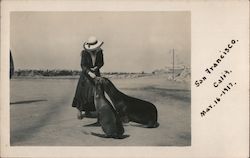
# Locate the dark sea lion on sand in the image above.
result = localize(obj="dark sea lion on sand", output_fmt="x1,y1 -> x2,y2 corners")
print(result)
102,77 -> 159,128
92,77 -> 125,139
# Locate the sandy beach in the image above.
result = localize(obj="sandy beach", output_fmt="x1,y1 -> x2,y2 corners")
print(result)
10,75 -> 191,146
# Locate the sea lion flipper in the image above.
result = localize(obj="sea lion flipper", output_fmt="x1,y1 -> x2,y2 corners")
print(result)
91,132 -> 109,138
143,122 -> 160,128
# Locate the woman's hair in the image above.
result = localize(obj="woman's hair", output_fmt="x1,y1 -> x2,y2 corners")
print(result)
80,50 -> 85,56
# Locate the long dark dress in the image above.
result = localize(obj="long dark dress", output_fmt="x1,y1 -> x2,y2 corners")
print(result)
72,48 -> 104,112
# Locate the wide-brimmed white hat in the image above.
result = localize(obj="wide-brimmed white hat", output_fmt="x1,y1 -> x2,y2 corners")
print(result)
83,36 -> 103,51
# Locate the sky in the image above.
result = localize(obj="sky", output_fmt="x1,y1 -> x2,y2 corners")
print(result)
10,12 -> 190,73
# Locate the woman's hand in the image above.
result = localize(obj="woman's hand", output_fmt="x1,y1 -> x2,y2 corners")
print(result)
88,71 -> 96,78
90,66 -> 98,71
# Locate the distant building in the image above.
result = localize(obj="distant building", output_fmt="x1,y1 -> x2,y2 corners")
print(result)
152,65 -> 189,75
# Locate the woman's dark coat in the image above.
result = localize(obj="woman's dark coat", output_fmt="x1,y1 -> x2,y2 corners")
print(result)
72,48 -> 104,111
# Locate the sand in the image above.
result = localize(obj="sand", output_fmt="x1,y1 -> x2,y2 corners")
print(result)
10,75 -> 191,146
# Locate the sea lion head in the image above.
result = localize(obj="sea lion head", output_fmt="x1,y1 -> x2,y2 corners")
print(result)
94,77 -> 105,97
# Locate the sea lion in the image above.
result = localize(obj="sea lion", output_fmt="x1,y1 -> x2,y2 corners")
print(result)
102,77 -> 159,128
92,77 -> 125,138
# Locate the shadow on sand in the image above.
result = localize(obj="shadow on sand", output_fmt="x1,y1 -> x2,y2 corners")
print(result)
10,99 -> 48,105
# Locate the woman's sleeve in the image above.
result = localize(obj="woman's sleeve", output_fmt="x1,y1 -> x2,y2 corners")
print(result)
96,50 -> 104,69
81,52 -> 90,74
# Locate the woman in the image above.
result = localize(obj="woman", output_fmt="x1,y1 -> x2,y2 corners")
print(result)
72,36 -> 104,120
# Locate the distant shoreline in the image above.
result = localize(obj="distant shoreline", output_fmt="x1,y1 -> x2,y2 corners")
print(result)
11,73 -> 154,80
12,67 -> 190,80
12,76 -> 80,80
